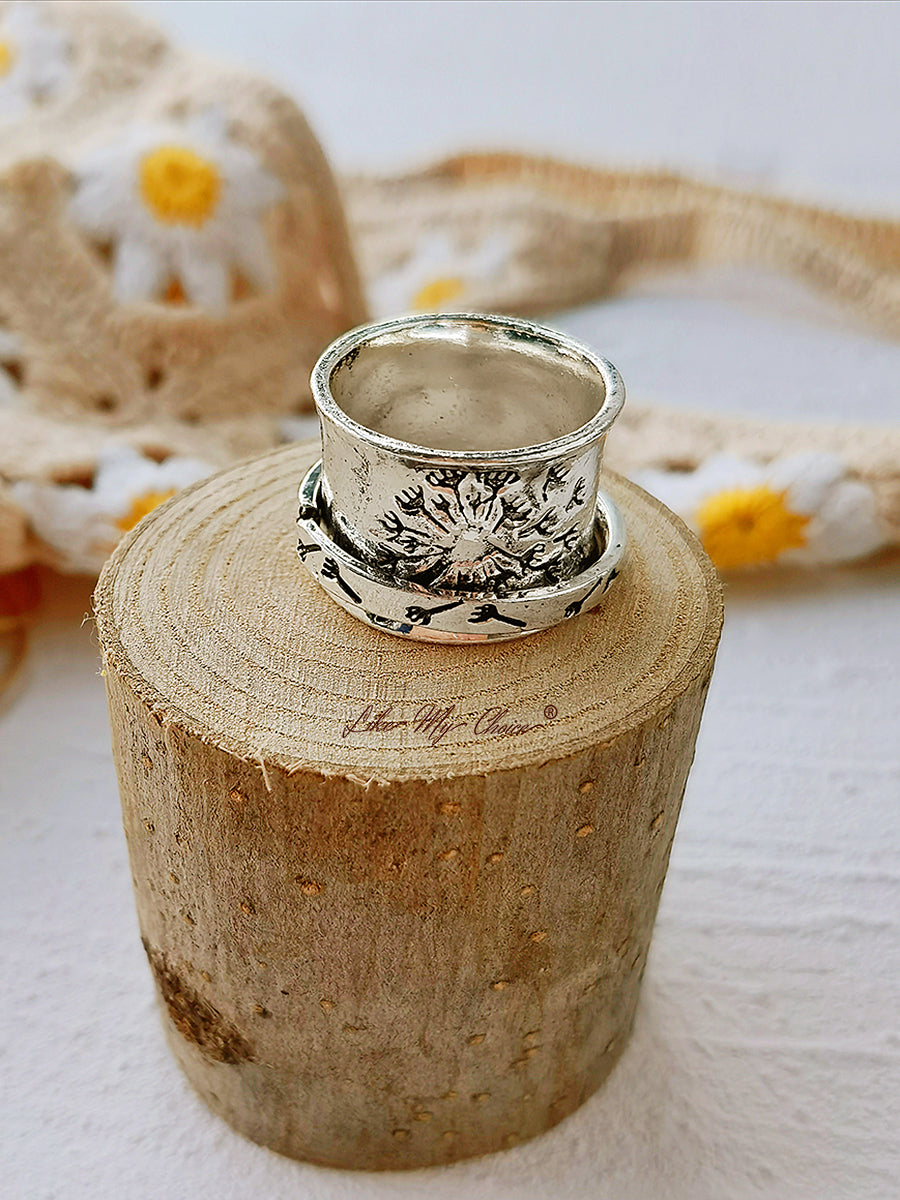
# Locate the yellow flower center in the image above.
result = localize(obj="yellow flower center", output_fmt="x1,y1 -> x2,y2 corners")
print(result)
0,39 -> 15,78
164,277 -> 187,305
116,488 -> 176,532
413,276 -> 465,311
139,145 -> 221,227
696,484 -> 810,571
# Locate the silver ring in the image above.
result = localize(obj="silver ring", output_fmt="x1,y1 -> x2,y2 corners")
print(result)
297,313 -> 627,642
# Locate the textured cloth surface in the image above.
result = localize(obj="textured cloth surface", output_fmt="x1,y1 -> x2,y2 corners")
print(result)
0,0 -> 367,572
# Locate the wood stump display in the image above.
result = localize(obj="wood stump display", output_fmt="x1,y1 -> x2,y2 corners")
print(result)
94,440 -> 723,1170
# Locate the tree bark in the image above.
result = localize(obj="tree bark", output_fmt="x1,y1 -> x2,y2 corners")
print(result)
94,440 -> 723,1169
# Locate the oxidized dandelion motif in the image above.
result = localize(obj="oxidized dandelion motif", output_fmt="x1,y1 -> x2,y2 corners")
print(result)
373,465 -> 589,590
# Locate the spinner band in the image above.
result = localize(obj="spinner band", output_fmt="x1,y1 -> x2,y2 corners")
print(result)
297,312 -> 627,642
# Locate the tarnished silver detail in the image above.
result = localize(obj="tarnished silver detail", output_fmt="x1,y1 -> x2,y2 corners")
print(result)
298,313 -> 627,641
298,460 -> 626,643
373,463 -> 591,591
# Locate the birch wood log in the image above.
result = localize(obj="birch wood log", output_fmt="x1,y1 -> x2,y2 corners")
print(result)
93,440 -> 723,1170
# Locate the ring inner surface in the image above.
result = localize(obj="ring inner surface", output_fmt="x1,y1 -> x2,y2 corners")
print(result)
328,324 -> 607,453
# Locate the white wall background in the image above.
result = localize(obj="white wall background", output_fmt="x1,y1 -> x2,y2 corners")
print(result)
139,0 -> 900,210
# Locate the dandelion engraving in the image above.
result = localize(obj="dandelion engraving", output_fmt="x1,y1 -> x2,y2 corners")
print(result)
373,466 -> 589,590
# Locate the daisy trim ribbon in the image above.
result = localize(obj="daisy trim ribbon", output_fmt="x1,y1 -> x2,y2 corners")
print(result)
68,108 -> 284,311
635,452 -> 888,572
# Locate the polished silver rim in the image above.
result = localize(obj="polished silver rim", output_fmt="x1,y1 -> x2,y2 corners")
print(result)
311,312 -> 625,467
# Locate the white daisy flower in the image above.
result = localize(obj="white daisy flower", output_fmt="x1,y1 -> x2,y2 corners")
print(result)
0,1 -> 71,120
370,229 -> 515,318
11,446 -> 211,573
635,451 -> 887,572
0,328 -> 24,407
68,108 -> 284,311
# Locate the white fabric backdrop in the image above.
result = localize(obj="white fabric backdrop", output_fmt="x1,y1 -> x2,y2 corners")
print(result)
2,3 -> 899,1197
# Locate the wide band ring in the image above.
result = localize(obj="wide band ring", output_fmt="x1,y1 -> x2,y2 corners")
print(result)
298,458 -> 625,642
297,312 -> 627,642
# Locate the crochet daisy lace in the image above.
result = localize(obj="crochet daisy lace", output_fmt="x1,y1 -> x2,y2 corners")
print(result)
0,1 -> 897,578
